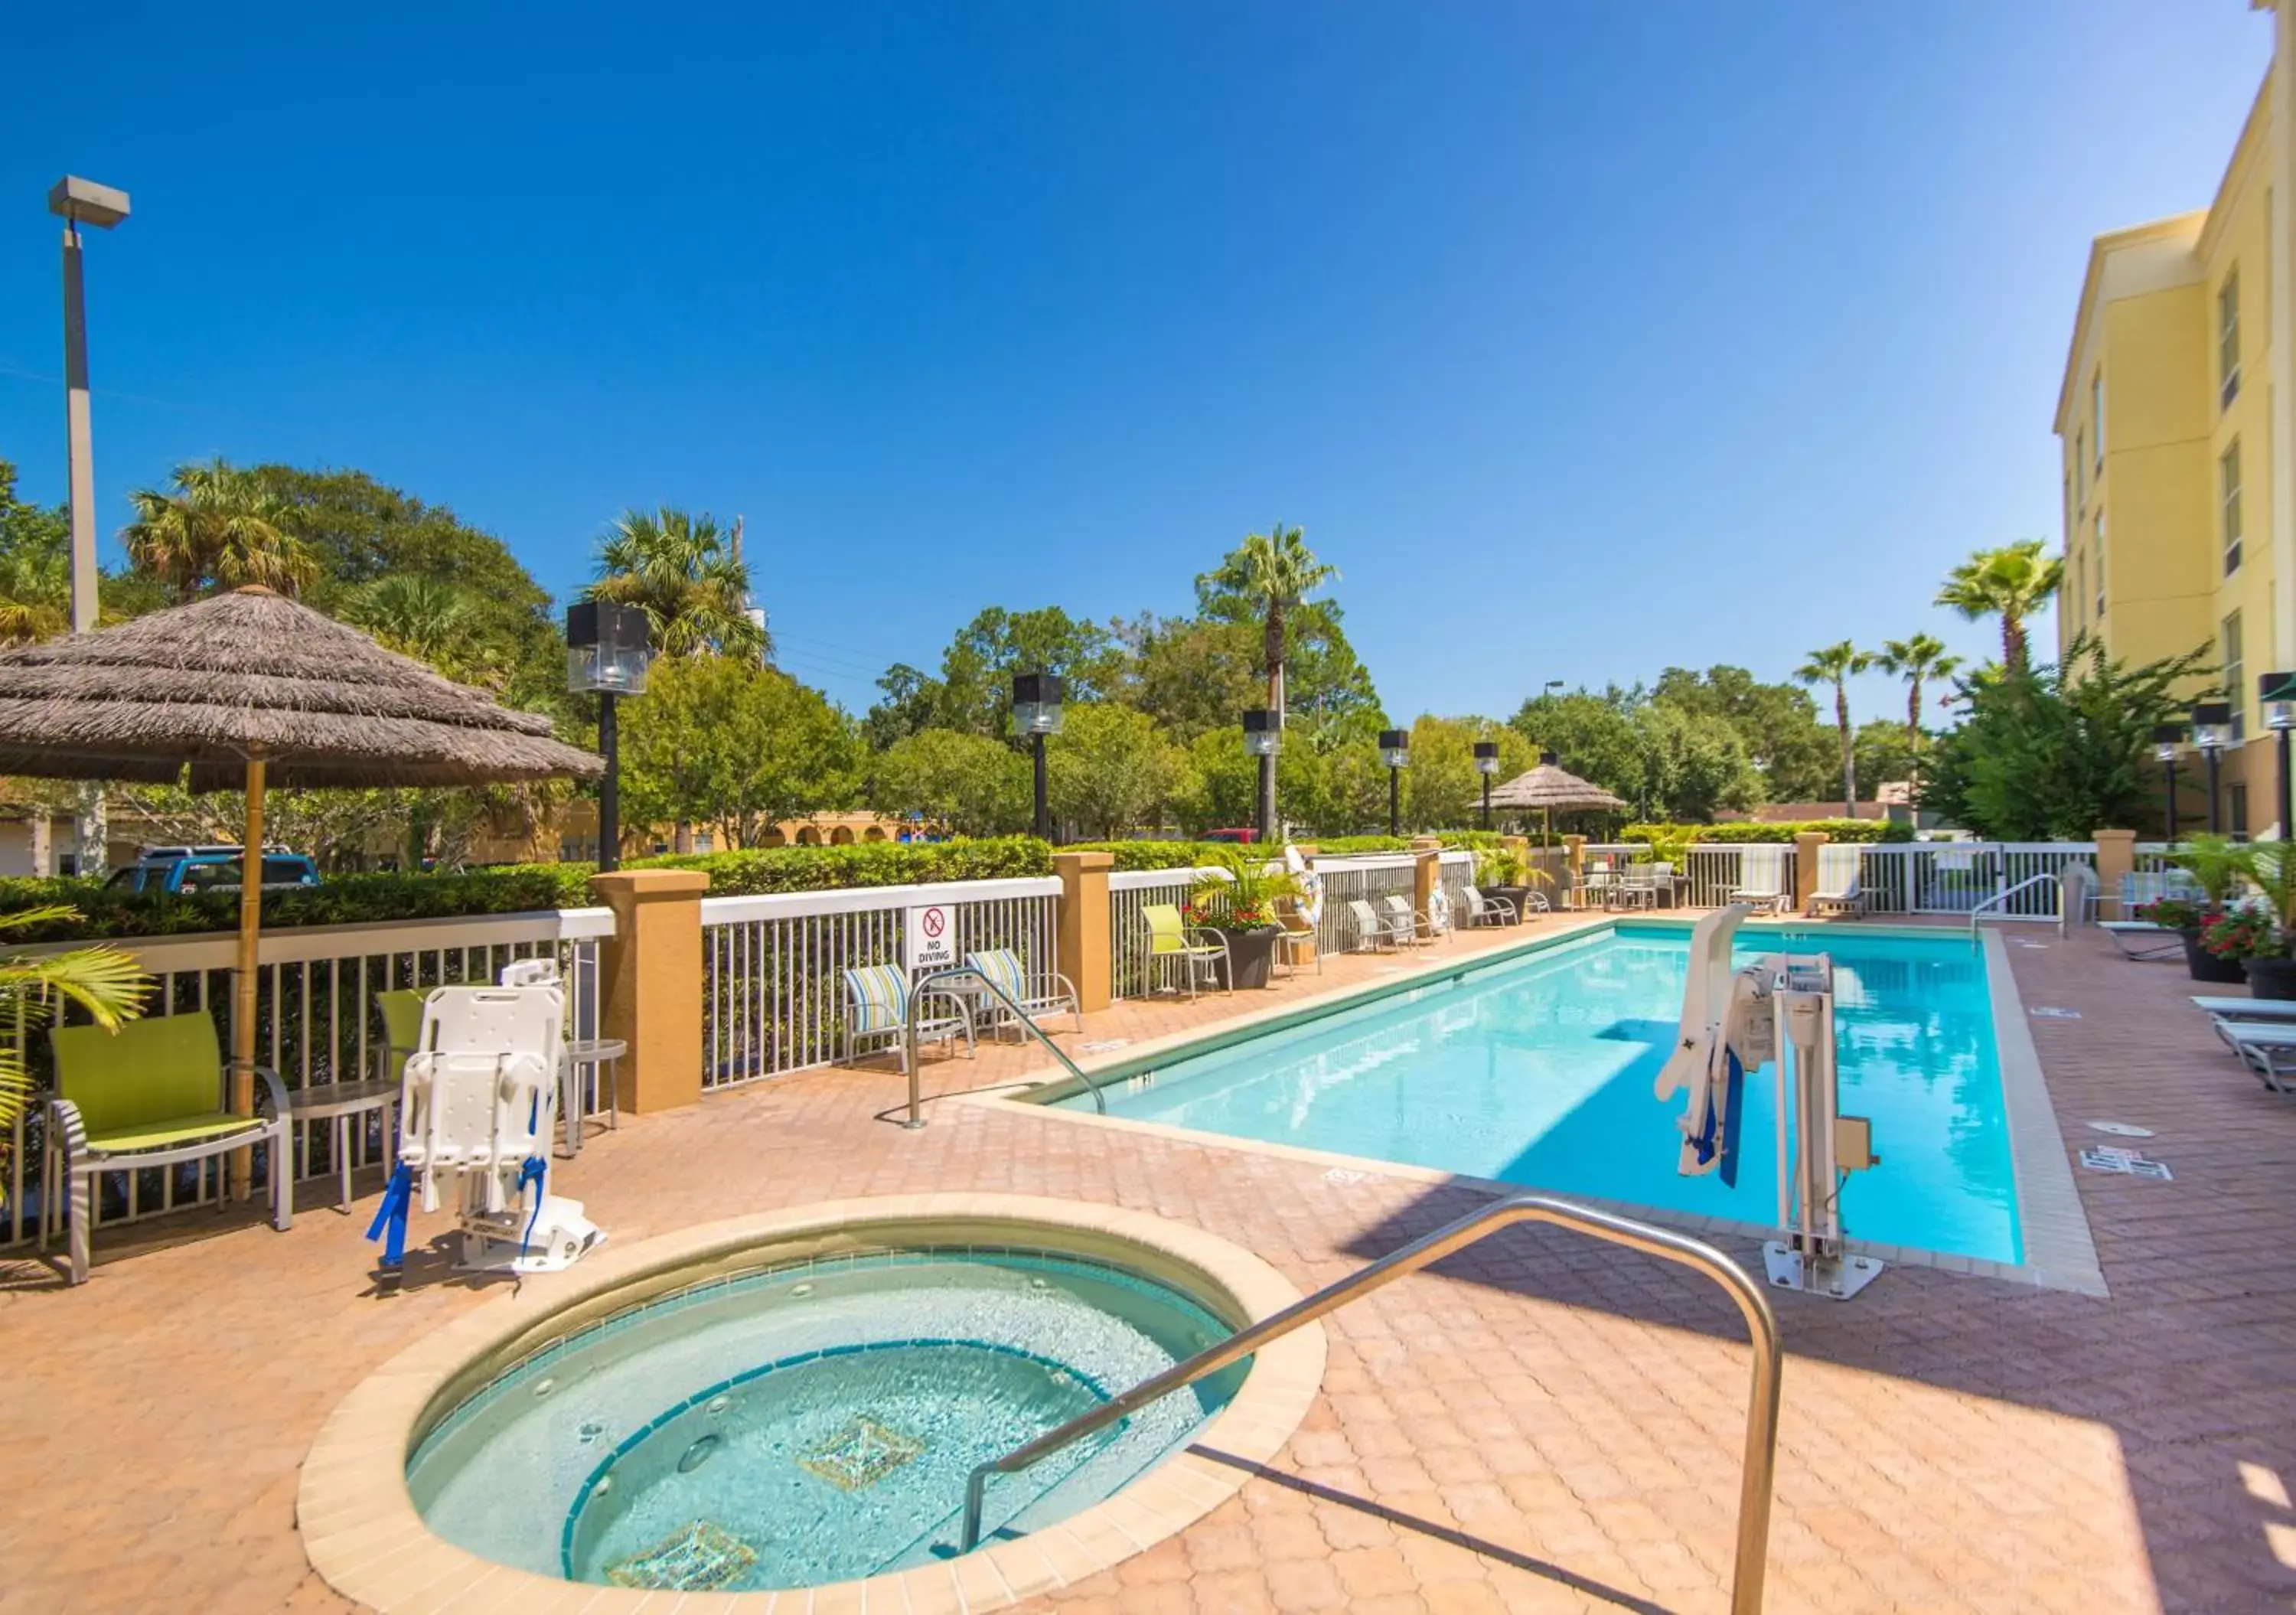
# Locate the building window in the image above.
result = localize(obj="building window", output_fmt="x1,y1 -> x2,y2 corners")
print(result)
2221,269 -> 2242,408
2076,429 -> 2086,507
2063,471 -> 2073,549
2094,511 -> 2105,618
2223,439 -> 2245,576
2225,609 -> 2246,741
2073,551 -> 2086,633
2092,369 -> 2105,472
2231,783 -> 2250,838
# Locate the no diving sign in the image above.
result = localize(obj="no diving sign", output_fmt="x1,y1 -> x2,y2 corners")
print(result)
907,903 -> 957,971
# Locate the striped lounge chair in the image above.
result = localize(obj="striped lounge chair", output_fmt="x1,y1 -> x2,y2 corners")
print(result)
842,964 -> 976,1072
962,948 -> 1082,1038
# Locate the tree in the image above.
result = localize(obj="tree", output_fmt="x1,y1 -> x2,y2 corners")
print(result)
1203,524 -> 1339,721
1795,641 -> 1873,817
0,456 -> 71,645
1400,716 -> 1537,830
869,729 -> 1032,836
1124,615 -> 1266,742
588,507 -> 767,661
1509,687 -> 1648,808
1630,702 -> 1764,822
120,458 -> 317,602
1648,665 -> 1835,802
863,605 -> 1125,742
617,656 -> 861,850
1875,632 -> 1962,750
1936,540 -> 2062,672
341,575 -> 507,690
1852,719 -> 1919,802
1919,636 -> 2214,839
1047,703 -> 1196,838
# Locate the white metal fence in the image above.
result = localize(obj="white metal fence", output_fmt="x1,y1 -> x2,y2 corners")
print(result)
1309,853 -> 1422,953
3,906 -> 612,1250
699,877 -> 1061,1087
1108,866 -> 1215,1000
1854,843 -> 2095,917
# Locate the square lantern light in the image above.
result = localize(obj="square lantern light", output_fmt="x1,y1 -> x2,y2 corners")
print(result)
1473,741 -> 1502,776
2262,672 -> 2296,732
1379,728 -> 1410,769
2192,702 -> 2235,754
1242,710 -> 1282,757
566,601 -> 653,695
2151,723 -> 2186,765
1011,671 -> 1065,736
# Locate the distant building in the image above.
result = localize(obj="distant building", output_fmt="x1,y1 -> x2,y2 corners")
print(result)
2055,7 -> 2296,836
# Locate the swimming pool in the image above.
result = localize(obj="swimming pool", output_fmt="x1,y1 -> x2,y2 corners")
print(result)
1062,923 -> 2020,1264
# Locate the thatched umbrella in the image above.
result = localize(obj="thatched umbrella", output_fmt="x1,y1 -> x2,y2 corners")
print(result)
0,586 -> 603,1189
1486,757 -> 1629,843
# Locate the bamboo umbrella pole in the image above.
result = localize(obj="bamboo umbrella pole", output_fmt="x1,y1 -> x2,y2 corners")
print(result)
230,755 -> 266,1199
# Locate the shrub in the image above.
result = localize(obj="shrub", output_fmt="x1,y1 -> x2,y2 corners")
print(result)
1621,818 -> 1914,847
648,837 -> 1052,895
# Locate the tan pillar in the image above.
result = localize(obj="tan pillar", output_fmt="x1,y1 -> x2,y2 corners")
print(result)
1792,830 -> 1828,915
1564,834 -> 1587,906
2092,828 -> 2138,918
592,868 -> 709,1114
1055,850 -> 1114,1013
1411,837 -> 1443,938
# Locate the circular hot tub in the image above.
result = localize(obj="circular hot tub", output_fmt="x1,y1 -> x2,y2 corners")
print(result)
301,1196 -> 1323,1613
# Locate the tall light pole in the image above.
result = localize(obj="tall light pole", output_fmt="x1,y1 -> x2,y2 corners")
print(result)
1013,672 -> 1064,841
1475,741 -> 1501,830
2193,702 -> 2234,836
51,176 -> 129,876
2153,725 -> 2184,843
2265,674 -> 2296,843
568,602 -> 653,871
1243,710 -> 1280,843
1379,729 -> 1409,837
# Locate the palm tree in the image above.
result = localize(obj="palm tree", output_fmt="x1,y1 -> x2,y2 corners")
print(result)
1876,633 -> 1962,749
342,575 -> 506,689
587,507 -> 768,661
1935,540 -> 2062,672
0,542 -> 70,646
0,906 -> 148,1142
1214,524 -> 1338,719
1796,640 -> 1873,817
119,458 -> 316,602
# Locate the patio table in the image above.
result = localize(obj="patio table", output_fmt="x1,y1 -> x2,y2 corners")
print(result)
286,1079 -> 400,1212
561,1039 -> 626,1157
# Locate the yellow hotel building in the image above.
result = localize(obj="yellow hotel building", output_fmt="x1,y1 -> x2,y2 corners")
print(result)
2058,2 -> 2296,833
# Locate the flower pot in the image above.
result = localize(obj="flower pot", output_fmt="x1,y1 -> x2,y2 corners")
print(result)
1215,927 -> 1283,990
1492,886 -> 1534,923
2183,929 -> 2249,984
2245,955 -> 2296,1000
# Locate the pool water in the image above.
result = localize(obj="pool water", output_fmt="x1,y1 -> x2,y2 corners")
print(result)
409,1249 -> 1243,1592
1070,924 -> 2020,1264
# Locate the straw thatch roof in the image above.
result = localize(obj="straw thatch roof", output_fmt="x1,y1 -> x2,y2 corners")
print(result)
1485,760 -> 1628,814
0,587 -> 604,790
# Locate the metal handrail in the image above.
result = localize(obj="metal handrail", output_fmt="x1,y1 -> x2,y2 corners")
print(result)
956,1192 -> 1783,1613
903,965 -> 1110,1126
1967,871 -> 2061,936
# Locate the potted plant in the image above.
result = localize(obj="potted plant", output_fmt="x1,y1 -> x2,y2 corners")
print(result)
2226,842 -> 2296,999
2143,895 -> 2245,984
2160,834 -> 2253,981
1476,845 -> 1541,922
1187,850 -> 1304,990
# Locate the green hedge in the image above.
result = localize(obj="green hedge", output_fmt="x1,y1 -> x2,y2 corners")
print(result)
1620,818 -> 1915,846
0,837 -> 1058,944
1058,832 -> 1500,871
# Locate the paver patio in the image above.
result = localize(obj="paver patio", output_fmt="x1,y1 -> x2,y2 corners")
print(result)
3,916 -> 2294,1613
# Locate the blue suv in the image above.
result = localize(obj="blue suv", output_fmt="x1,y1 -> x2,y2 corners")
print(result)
103,845 -> 323,896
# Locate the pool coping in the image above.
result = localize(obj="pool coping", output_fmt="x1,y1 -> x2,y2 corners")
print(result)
297,1193 -> 1326,1615
968,915 -> 2109,1298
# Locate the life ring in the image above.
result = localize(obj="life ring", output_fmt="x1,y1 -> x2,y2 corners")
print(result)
1427,887 -> 1452,934
1283,844 -> 1326,926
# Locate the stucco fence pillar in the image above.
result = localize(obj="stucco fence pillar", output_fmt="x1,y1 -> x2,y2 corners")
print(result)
2091,828 -> 2138,918
1055,850 -> 1114,1013
1411,837 -> 1443,938
592,868 -> 709,1114
1792,830 -> 1828,915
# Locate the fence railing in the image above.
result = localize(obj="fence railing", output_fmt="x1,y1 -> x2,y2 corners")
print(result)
699,877 -> 1061,1088
1309,853 -> 1421,954
1108,866 -> 1217,1001
1854,843 -> 2095,918
3,905 -> 612,1250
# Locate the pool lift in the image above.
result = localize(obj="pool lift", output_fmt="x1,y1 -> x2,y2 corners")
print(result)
364,958 -> 606,1275
1655,905 -> 1884,1300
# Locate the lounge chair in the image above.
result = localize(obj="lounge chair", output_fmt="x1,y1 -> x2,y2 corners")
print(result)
842,964 -> 976,1072
1346,897 -> 1414,953
1808,845 -> 1864,918
1728,847 -> 1789,914
1381,893 -> 1435,947
2191,995 -> 2296,1019
1142,902 -> 1231,997
43,1013 -> 293,1286
2100,921 -> 2183,961
1460,883 -> 1518,927
960,947 -> 1082,1036
2206,1014 -> 2296,1092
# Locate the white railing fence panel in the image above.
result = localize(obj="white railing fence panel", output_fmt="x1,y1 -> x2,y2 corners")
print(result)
699,877 -> 1061,1088
1856,843 -> 2095,917
1437,850 -> 1474,922
1108,866 -> 1221,1001
2,907 -> 612,1250
1309,854 -> 1420,954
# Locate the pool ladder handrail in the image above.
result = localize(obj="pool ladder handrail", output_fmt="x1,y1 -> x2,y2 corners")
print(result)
955,1192 -> 1784,1615
902,965 -> 1113,1127
1967,871 -> 2063,937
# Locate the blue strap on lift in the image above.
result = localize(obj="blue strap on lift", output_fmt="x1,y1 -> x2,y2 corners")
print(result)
517,1156 -> 548,1261
365,1162 -> 416,1268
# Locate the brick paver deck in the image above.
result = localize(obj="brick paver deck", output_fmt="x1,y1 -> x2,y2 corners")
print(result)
4,918 -> 2294,1613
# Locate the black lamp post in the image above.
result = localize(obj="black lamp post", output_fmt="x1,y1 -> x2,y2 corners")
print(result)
566,602 -> 653,872
1243,710 -> 1281,843
2152,724 -> 2185,842
1012,671 -> 1064,841
2264,673 -> 2296,841
1379,729 -> 1409,837
1474,741 -> 1501,830
2193,702 -> 2234,835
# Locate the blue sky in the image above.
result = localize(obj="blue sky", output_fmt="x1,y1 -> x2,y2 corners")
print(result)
0,3 -> 2273,725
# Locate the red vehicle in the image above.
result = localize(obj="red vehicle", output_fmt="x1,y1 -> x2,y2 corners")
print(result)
1200,827 -> 1260,843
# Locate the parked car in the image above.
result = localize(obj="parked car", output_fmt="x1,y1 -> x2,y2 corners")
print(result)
1199,827 -> 1261,844
103,845 -> 323,895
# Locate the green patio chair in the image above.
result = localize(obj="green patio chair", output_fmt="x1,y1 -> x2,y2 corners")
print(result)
1142,902 -> 1231,998
44,1012 -> 292,1285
